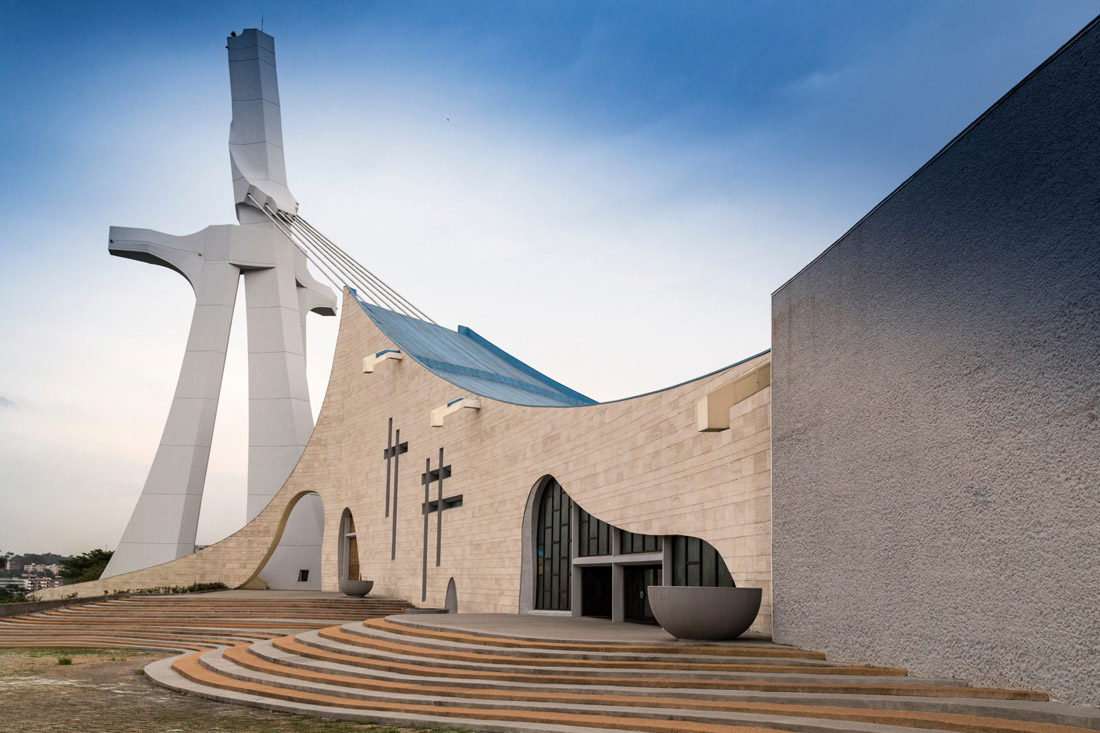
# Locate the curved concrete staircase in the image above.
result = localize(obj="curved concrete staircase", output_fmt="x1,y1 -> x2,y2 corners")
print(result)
146,615 -> 1100,733
0,595 -> 413,653
3,597 -> 1098,731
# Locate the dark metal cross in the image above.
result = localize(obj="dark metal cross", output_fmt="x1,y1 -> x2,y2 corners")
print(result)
420,448 -> 452,602
382,418 -> 408,560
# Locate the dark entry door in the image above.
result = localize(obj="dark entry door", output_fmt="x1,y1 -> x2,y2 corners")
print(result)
581,566 -> 612,618
623,564 -> 662,624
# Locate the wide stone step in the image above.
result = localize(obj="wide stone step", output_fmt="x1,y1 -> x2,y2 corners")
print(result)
145,653 -> 627,733
284,630 -> 972,687
247,639 -> 1062,707
347,621 -> 842,667
166,647 -> 1098,733
166,649 -> 903,733
224,641 -> 1100,729
371,616 -> 824,659
297,629 -> 929,684
7,595 -> 1097,732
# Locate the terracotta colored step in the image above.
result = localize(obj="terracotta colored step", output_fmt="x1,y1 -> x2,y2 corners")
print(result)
225,642 -> 1051,711
48,608 -> 394,617
365,617 -> 825,660
274,635 -> 913,692
318,626 -> 906,675
252,639 -> 1045,702
347,624 -> 841,671
0,636 -> 208,652
12,617 -> 334,631
173,651 -> 788,733
176,649 -> 1095,733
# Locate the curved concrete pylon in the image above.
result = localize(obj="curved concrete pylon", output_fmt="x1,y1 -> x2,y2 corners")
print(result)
105,227 -> 239,576
103,223 -> 335,581
102,29 -> 336,585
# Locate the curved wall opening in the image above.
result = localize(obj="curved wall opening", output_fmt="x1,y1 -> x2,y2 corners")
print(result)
239,490 -> 323,590
338,508 -> 360,583
518,476 -> 735,623
259,491 -> 324,590
444,577 -> 458,613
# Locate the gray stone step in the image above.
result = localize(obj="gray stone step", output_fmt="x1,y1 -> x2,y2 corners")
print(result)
232,641 -> 1100,730
295,629 -> 959,686
342,621 -> 844,668
144,653 -> 611,733
177,648 -> 925,733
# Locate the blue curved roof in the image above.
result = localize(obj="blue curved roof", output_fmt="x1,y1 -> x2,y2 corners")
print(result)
353,292 -> 596,407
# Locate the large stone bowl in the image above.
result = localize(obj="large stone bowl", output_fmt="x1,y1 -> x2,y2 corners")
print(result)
339,579 -> 374,597
648,586 -> 762,641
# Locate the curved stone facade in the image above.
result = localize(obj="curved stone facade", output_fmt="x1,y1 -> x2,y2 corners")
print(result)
44,289 -> 774,634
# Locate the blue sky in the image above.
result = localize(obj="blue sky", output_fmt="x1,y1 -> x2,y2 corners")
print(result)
1,0 -> 1097,554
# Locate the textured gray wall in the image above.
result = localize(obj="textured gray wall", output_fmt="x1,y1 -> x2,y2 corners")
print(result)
771,20 -> 1100,706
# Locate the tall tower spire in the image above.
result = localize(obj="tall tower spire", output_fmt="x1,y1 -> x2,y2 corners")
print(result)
227,29 -> 298,222
101,30 -> 335,587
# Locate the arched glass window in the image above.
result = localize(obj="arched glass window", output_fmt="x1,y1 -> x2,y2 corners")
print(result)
535,478 -> 572,610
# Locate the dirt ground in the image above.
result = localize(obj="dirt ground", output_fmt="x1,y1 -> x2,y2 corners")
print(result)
0,648 -> 471,733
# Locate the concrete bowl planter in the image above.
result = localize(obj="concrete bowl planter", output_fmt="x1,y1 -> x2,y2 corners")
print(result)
339,579 -> 374,597
648,586 -> 762,641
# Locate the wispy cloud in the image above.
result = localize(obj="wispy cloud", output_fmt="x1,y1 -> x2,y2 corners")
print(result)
0,396 -> 15,409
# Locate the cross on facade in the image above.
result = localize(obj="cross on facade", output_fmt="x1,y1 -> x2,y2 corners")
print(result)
421,448 -> 454,602
383,419 -> 408,560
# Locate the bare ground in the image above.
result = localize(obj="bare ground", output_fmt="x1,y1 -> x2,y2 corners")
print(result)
0,648 -> 472,733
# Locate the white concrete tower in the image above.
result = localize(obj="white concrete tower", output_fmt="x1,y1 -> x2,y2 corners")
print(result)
102,29 -> 335,588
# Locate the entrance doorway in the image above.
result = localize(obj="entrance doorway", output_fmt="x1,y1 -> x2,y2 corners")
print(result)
580,566 -> 612,618
622,564 -> 662,624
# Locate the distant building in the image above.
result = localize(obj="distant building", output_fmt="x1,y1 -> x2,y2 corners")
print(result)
24,564 -> 61,576
23,577 -> 64,592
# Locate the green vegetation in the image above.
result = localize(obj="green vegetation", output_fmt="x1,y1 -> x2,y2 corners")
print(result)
59,549 -> 114,584
111,582 -> 229,595
56,657 -> 72,665
0,585 -> 30,604
0,552 -> 68,578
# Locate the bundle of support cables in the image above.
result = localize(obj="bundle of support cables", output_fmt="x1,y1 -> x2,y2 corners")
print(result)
247,192 -> 438,325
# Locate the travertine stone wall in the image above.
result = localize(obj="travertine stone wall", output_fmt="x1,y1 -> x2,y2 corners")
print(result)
47,291 -> 773,634
772,19 -> 1100,706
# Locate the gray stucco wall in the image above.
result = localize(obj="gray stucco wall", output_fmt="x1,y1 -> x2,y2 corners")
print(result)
771,19 -> 1100,706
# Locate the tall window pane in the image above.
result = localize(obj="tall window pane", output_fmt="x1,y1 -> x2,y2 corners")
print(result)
621,530 -> 662,555
670,535 -> 735,589
576,506 -> 612,558
535,479 -> 572,610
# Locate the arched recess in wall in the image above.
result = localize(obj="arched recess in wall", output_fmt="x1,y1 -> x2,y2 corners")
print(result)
239,490 -> 324,590
518,476 -> 736,620
444,577 -> 458,613
337,508 -> 360,585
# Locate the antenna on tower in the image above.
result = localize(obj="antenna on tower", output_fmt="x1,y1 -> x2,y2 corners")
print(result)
261,13 -> 264,31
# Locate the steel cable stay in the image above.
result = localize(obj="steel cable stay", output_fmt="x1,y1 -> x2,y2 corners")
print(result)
291,214 -> 437,324
282,214 -> 413,317
247,195 -> 437,324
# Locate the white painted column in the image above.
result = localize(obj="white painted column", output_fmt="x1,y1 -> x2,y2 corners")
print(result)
104,258 -> 239,578
243,263 -> 323,589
